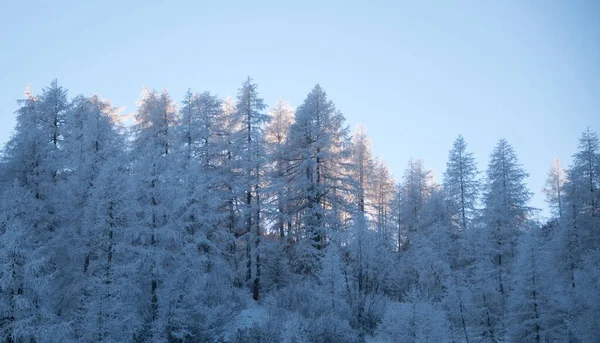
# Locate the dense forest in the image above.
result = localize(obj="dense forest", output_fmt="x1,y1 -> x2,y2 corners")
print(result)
0,79 -> 598,343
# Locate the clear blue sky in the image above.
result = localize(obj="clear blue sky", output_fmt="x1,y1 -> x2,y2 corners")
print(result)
1,0 -> 599,217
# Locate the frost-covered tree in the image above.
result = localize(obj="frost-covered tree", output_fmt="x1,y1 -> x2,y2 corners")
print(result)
474,138 -> 533,341
553,129 -> 600,292
265,100 -> 294,240
2,78 -> 598,343
542,157 -> 565,220
176,90 -> 230,243
377,288 -> 451,343
0,83 -> 70,342
0,182 -> 65,342
229,77 -> 268,300
571,248 -> 600,342
1,86 -> 40,189
508,227 -> 567,343
131,88 -> 179,341
77,154 -> 142,342
284,84 -> 351,249
55,95 -> 130,338
568,128 -> 600,217
349,126 -> 374,216
397,158 -> 433,249
483,139 -> 533,229
551,129 -> 600,339
443,135 -> 480,230
370,159 -> 396,243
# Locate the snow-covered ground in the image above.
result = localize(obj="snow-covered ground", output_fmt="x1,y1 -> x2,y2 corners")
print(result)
221,298 -> 269,341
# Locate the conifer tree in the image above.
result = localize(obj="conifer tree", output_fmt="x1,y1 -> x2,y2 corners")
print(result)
443,135 -> 480,230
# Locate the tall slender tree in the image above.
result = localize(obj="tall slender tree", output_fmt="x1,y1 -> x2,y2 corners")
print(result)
265,100 -> 294,240
542,157 -> 565,220
131,88 -> 178,341
476,138 -> 533,341
230,77 -> 268,300
284,84 -> 351,248
443,135 -> 480,230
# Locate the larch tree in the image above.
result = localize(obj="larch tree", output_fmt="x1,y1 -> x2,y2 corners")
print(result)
554,129 -> 600,339
229,77 -> 268,301
2,79 -> 599,343
475,138 -> 533,341
265,100 -> 294,240
349,125 -> 374,217
554,129 -> 600,291
284,84 -> 351,247
131,88 -> 179,341
283,84 -> 351,280
443,135 -> 480,231
542,157 -> 565,220
398,158 -> 433,249
78,144 -> 141,342
370,159 -> 396,243
60,94 -> 129,338
508,227 -> 567,343
0,83 -> 69,342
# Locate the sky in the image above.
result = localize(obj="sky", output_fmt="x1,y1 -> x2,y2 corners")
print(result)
1,0 -> 599,218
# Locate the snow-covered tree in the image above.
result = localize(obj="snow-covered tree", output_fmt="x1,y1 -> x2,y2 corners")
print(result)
397,158 -> 434,249
474,138 -> 533,341
284,84 -> 351,250
229,77 -> 269,300
131,88 -> 179,341
443,135 -> 480,230
0,182 -> 65,342
349,126 -> 374,216
542,157 -> 566,220
568,128 -> 600,217
0,82 -> 71,342
377,288 -> 451,343
265,100 -> 294,240
370,159 -> 396,243
508,227 -> 567,343
1,79 -> 598,343
77,153 -> 142,342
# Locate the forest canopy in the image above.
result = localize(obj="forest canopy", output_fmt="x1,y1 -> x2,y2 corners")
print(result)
0,79 -> 598,343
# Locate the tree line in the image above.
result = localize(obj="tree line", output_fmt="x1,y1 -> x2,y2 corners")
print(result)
0,79 -> 598,342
